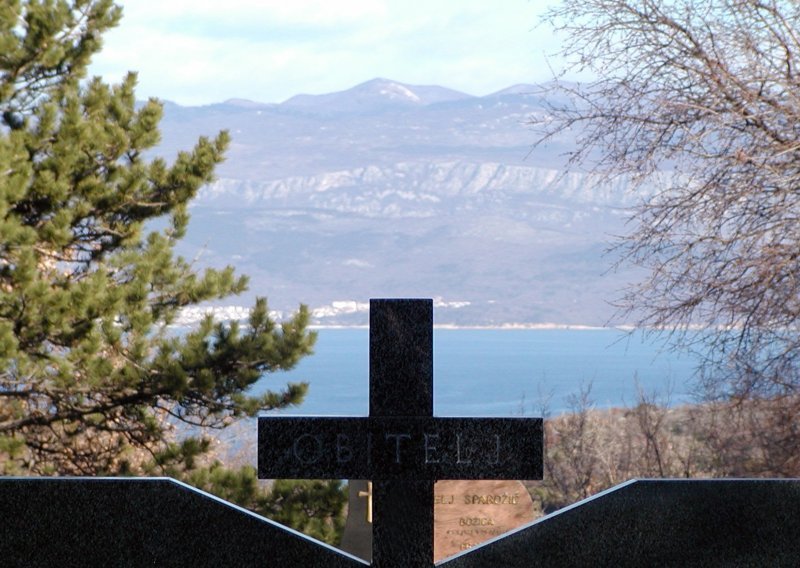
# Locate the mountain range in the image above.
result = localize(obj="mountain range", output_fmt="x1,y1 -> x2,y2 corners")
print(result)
154,78 -> 643,326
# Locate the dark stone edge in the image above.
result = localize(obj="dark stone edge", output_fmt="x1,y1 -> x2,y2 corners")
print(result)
437,478 -> 800,567
0,477 -> 368,568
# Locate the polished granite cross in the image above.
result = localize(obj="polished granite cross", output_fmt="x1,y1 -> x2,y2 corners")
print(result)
258,299 -> 543,567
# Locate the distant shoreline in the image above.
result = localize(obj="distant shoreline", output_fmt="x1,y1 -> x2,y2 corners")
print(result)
171,305 -> 636,331
308,324 -> 625,331
167,321 -> 627,331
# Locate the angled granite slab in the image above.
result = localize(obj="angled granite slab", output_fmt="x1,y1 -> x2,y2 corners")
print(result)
0,477 -> 366,568
438,479 -> 800,567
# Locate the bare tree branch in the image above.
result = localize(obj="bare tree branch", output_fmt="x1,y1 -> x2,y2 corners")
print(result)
535,0 -> 800,397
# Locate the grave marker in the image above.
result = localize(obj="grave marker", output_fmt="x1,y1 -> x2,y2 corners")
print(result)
433,479 -> 537,561
341,479 -> 538,562
258,299 -> 544,566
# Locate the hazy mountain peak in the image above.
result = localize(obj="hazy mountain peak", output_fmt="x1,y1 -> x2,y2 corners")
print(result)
488,84 -> 539,97
280,77 -> 472,114
361,78 -> 422,103
221,98 -> 272,109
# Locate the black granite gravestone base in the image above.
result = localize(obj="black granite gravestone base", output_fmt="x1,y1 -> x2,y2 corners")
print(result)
6,477 -> 800,567
0,478 -> 365,568
438,479 -> 800,567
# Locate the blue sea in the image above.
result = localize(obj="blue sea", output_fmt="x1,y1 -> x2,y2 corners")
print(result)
251,328 -> 700,417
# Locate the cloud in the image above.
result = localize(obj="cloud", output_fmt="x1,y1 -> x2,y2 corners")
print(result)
125,0 -> 388,27
90,0 -> 558,105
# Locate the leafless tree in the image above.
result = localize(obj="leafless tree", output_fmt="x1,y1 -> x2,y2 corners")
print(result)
631,382 -> 670,476
534,0 -> 800,399
543,383 -> 599,510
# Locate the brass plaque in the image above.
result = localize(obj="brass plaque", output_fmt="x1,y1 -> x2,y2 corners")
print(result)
433,479 -> 537,562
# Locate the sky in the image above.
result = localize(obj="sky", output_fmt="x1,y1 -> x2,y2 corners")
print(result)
89,1 -> 564,106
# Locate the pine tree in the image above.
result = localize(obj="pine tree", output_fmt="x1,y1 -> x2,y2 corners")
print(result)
185,465 -> 347,546
0,1 -> 345,540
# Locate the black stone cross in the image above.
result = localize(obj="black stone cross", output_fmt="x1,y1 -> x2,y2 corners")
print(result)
258,299 -> 543,567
